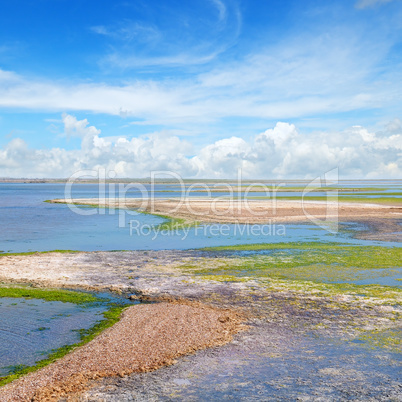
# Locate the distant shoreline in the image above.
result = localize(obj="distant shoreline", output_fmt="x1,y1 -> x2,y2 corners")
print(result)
1,178 -> 402,184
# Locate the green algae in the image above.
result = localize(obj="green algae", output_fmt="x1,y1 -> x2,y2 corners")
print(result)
244,195 -> 402,204
142,212 -> 199,231
192,269 -> 402,354
0,287 -> 128,387
211,259 -> 401,285
203,241 -> 348,251
351,192 -> 402,196
155,187 -> 387,193
0,286 -> 98,304
307,195 -> 402,204
202,242 -> 402,271
356,328 -> 402,353
182,243 -> 402,302
195,271 -> 402,301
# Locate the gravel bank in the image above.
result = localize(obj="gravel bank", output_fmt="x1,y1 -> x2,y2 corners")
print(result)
0,302 -> 243,401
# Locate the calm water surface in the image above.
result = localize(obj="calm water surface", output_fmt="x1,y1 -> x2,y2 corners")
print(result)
0,297 -> 105,375
0,183 -> 400,253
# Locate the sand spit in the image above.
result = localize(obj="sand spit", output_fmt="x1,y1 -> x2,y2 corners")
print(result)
50,197 -> 402,225
0,302 -> 243,401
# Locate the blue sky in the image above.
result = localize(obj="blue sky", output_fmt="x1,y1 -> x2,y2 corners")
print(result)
0,0 -> 401,178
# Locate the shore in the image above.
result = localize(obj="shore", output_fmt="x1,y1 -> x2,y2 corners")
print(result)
1,197 -> 401,399
0,248 -> 401,400
0,301 -> 243,401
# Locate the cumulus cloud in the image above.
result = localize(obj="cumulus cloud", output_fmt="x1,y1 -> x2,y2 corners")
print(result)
62,113 -> 100,138
0,114 -> 401,179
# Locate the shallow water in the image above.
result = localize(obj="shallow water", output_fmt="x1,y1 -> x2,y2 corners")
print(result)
0,183 -> 400,253
197,245 -> 402,287
0,297 -> 105,375
89,324 -> 402,400
169,338 -> 402,400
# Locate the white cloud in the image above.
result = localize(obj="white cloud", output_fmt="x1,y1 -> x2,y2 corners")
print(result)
193,136 -> 251,176
62,113 -> 100,138
0,114 -> 400,179
386,118 -> 402,132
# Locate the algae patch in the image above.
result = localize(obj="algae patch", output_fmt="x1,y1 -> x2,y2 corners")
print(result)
0,285 -> 98,304
0,286 -> 127,387
192,243 -> 402,287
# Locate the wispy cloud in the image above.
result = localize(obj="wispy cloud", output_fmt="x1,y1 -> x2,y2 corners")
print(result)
92,1 -> 241,70
103,49 -> 223,69
210,0 -> 227,23
91,25 -> 108,36
91,21 -> 161,43
0,3 -> 401,138
0,24 -> 400,128
355,0 -> 395,9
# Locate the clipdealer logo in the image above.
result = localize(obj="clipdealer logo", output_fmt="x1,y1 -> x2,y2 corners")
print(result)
64,167 -> 339,236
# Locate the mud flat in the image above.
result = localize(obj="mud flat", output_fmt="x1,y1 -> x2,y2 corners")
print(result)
0,249 -> 401,400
